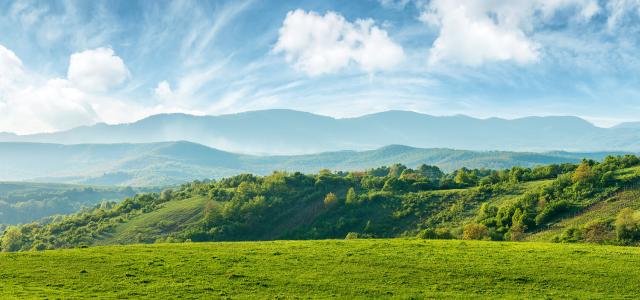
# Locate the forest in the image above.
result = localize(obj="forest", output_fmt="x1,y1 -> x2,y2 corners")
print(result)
0,183 -> 151,225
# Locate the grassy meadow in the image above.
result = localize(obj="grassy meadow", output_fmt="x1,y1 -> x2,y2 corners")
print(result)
2,239 -> 640,299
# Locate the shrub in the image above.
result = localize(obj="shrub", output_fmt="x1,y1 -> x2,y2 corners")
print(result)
558,226 -> 582,243
323,192 -> 338,208
572,162 -> 594,183
0,226 -> 24,252
345,188 -> 357,205
535,201 -> 576,226
345,232 -> 359,240
417,228 -> 454,240
582,219 -> 613,243
463,224 -> 489,240
506,226 -> 525,241
615,208 -> 640,242
417,229 -> 436,239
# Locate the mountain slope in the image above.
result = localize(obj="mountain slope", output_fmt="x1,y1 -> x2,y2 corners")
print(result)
95,196 -> 209,245
1,109 -> 639,154
0,142 -> 629,186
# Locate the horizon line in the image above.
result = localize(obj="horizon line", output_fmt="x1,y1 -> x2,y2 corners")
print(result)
2,108 -> 636,136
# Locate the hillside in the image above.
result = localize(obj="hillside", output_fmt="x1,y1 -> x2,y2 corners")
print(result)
0,182 -> 152,225
527,182 -> 640,243
0,141 -> 628,186
4,155 -> 640,251
2,239 -> 640,298
1,109 -> 639,154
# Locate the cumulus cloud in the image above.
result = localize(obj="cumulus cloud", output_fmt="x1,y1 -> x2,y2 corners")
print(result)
1,79 -> 99,132
274,10 -> 405,76
421,0 -> 600,66
0,45 -> 139,134
154,80 -> 174,102
67,47 -> 129,92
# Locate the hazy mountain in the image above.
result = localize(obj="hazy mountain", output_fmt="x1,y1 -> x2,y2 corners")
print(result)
0,141 -> 628,186
614,122 -> 640,130
1,110 -> 639,154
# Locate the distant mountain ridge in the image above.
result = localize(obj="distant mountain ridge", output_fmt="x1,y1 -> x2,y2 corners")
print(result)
1,109 -> 639,154
0,141 -> 631,186
614,122 -> 640,129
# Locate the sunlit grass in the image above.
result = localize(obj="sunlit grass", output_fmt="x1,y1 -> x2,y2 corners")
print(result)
1,239 -> 639,298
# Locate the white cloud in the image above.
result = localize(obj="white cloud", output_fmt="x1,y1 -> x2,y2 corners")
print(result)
606,0 -> 640,30
154,80 -> 174,102
2,79 -> 99,132
0,45 -> 144,134
421,0 -> 600,67
0,45 -> 25,91
274,10 -> 405,76
0,74 -> 101,134
67,47 -> 129,92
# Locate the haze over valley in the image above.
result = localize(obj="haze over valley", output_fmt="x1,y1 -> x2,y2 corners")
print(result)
1,109 -> 639,155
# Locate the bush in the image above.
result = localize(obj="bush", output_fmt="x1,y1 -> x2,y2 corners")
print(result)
463,224 -> 489,240
1,226 -> 24,252
535,201 -> 577,226
323,192 -> 338,208
417,228 -> 454,240
505,226 -> 525,241
615,208 -> 640,242
345,232 -> 359,240
558,226 -> 582,243
345,188 -> 357,205
582,219 -> 613,243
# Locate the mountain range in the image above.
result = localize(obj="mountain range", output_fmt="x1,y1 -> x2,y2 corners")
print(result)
1,109 -> 640,154
0,141 -> 629,186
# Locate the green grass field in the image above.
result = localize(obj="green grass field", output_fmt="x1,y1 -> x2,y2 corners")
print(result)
2,239 -> 640,299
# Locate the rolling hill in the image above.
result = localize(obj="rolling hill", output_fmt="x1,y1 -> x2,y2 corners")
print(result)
1,109 -> 639,154
0,141 -> 629,186
5,155 -> 640,250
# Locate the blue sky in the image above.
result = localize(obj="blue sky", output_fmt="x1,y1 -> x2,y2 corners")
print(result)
1,0 -> 640,134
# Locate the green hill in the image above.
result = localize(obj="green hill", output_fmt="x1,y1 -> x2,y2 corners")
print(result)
2,239 -> 640,298
4,155 -> 640,251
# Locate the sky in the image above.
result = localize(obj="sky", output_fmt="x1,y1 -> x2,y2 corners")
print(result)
1,0 -> 640,134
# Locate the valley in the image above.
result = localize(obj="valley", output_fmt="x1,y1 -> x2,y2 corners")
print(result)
0,141 -> 629,186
